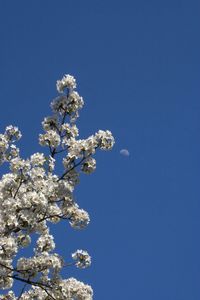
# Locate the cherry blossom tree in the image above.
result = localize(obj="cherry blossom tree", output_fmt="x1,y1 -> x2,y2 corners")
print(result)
0,74 -> 114,299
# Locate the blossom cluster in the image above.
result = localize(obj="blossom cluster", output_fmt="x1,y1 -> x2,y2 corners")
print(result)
72,250 -> 91,269
0,74 -> 114,299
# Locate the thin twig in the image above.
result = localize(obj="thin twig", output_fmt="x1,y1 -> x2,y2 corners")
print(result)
58,156 -> 85,181
13,173 -> 24,198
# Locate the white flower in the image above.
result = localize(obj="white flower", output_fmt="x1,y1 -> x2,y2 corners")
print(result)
50,95 -> 68,114
0,134 -> 9,153
17,234 -> 31,248
72,250 -> 91,269
0,73 -> 114,298
61,278 -> 93,300
4,125 -> 22,142
69,206 -> 90,229
61,123 -> 79,140
81,157 -> 96,174
10,157 -> 30,174
95,130 -> 115,150
42,115 -> 58,131
56,180 -> 74,198
50,91 -> 84,116
35,232 -> 55,253
6,144 -> 20,160
17,253 -> 62,275
39,130 -> 61,148
67,91 -> 84,112
0,276 -> 13,289
47,155 -> 55,171
0,237 -> 18,257
56,74 -> 76,93
30,153 -> 46,166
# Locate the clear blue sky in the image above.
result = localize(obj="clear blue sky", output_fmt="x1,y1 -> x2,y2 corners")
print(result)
1,1 -> 200,299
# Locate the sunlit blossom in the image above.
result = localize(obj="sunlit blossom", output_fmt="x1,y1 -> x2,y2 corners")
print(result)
0,74 -> 114,299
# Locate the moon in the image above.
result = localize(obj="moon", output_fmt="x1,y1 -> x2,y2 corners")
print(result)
120,149 -> 130,156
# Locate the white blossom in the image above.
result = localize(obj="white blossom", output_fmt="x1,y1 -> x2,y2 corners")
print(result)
9,158 -> 30,174
59,277 -> 93,299
42,115 -> 58,131
4,126 -> 22,142
67,91 -> 84,112
30,153 -> 46,166
69,206 -> 90,229
61,123 -> 79,142
35,231 -> 55,253
0,73 -> 114,298
81,157 -> 96,174
51,92 -> 84,117
56,74 -> 76,93
72,250 -> 91,269
17,233 -> 31,248
47,155 -> 55,171
0,277 -> 13,290
95,130 -> 115,150
39,130 -> 61,148
0,135 -> 9,153
0,237 -> 18,257
6,145 -> 20,161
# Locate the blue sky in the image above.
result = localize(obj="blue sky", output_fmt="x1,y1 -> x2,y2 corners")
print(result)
0,0 -> 200,299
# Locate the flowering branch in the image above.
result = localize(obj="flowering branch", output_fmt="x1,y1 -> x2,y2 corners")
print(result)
0,74 -> 114,300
